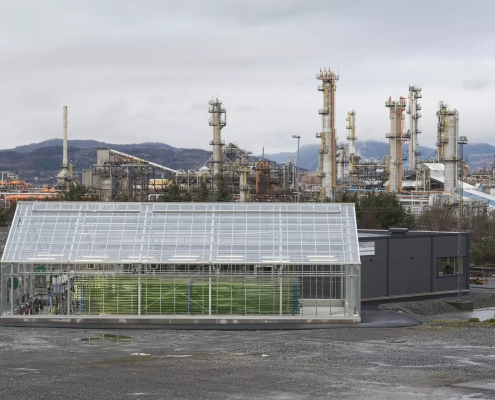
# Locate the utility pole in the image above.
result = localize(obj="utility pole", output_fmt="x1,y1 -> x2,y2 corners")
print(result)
292,135 -> 301,202
457,135 -> 467,300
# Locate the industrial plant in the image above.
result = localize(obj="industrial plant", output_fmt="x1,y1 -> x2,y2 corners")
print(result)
0,67 -> 485,326
0,67 -> 494,211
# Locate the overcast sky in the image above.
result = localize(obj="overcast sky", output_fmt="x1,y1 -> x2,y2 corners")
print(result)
0,0 -> 494,155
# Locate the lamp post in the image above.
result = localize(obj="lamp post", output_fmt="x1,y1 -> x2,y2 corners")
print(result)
292,135 -> 301,202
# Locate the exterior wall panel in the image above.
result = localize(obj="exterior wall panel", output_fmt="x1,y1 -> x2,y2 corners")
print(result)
359,231 -> 469,300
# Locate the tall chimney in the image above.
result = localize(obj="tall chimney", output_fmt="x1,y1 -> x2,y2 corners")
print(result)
57,106 -> 70,187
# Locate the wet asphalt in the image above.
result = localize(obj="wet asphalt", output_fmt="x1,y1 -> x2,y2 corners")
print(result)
1,324 -> 495,399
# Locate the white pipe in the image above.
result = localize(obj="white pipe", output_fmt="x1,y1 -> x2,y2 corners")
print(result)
109,149 -> 178,174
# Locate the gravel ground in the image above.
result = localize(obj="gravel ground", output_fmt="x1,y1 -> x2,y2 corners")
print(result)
0,326 -> 495,399
381,279 -> 495,323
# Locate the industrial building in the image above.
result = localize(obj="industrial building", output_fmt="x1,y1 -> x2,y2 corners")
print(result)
71,68 -> 495,210
3,67 -> 494,210
359,229 -> 469,300
0,201 -> 361,324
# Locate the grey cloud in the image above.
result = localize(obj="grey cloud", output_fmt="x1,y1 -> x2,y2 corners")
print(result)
462,78 -> 493,92
0,0 -> 495,153
235,105 -> 257,112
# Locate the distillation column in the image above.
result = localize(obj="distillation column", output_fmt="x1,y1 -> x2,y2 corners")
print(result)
346,110 -> 357,175
336,143 -> 346,182
385,97 -> 407,193
57,106 -> 70,188
406,86 -> 422,170
437,102 -> 459,193
316,68 -> 339,200
436,102 -> 447,164
239,153 -> 249,202
208,98 -> 227,177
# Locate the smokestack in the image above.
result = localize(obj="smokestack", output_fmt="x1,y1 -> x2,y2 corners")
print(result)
63,106 -> 68,168
57,105 -> 70,187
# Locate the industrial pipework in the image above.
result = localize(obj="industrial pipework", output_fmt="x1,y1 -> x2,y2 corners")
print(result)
346,110 -> 357,175
239,152 -> 249,202
385,97 -> 407,193
316,68 -> 339,200
108,149 -> 178,174
57,106 -> 70,188
208,98 -> 227,177
336,142 -> 346,182
406,86 -> 422,170
436,102 -> 459,193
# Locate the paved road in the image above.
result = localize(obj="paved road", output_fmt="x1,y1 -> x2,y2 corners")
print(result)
1,324 -> 495,399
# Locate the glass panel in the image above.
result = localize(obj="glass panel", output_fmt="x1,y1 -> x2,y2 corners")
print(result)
2,202 -> 360,265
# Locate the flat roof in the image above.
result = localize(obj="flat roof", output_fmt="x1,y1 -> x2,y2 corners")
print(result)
2,202 -> 360,265
358,229 -> 465,239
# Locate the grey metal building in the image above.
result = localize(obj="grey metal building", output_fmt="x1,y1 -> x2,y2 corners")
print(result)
359,229 -> 470,300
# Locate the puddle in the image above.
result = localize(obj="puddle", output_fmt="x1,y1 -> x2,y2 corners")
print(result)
81,334 -> 131,344
430,307 -> 495,322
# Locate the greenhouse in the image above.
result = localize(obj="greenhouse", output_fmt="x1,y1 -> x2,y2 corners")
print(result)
0,202 -> 361,324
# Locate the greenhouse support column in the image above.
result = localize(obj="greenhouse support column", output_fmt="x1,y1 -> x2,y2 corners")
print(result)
209,264 -> 212,316
67,271 -> 70,316
10,264 -> 14,315
138,274 -> 141,316
356,265 -> 361,316
346,265 -> 351,317
349,272 -> 354,317
279,274 -> 282,316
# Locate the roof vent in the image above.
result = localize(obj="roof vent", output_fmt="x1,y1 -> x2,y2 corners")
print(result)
389,227 -> 409,235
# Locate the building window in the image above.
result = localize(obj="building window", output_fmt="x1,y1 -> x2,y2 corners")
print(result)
438,257 -> 464,277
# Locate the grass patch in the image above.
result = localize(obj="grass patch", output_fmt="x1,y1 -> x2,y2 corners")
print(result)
429,319 -> 495,327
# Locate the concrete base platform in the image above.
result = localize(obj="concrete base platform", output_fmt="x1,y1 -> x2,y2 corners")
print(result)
0,314 -> 361,330
0,310 -> 422,330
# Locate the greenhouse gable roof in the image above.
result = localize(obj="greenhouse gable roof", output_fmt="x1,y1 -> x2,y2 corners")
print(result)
1,202 -> 359,265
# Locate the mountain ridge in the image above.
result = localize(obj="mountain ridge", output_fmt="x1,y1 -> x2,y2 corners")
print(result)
264,141 -> 495,171
0,139 -> 493,185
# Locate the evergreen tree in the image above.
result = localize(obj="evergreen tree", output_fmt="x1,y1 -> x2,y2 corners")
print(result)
338,190 -> 413,230
62,183 -> 100,201
193,180 -> 212,202
213,172 -> 232,202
